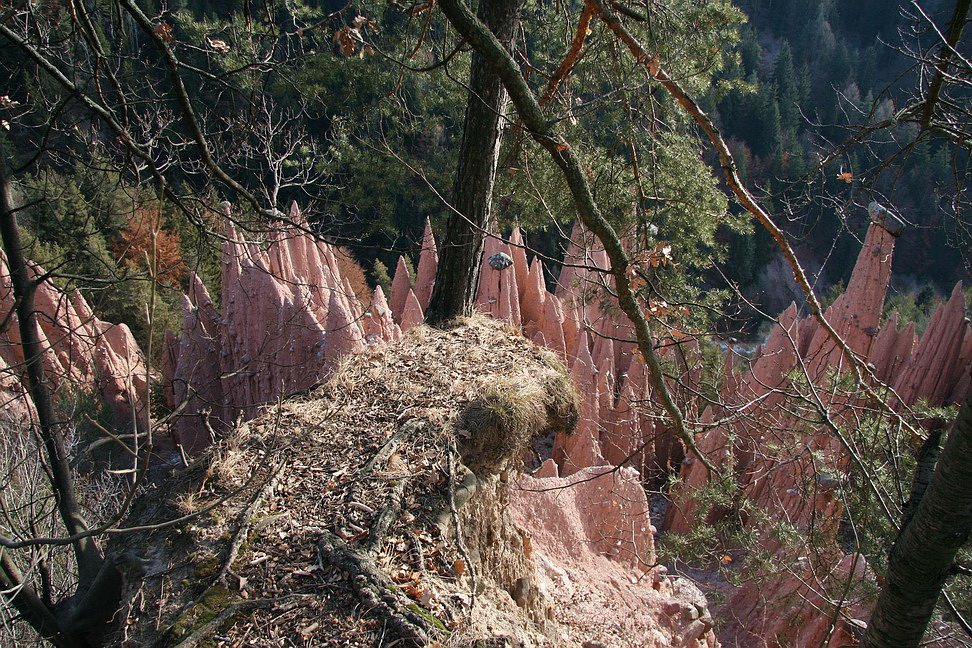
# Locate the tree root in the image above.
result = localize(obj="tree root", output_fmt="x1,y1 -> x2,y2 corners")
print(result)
339,419 -> 422,540
317,532 -> 433,647
172,594 -> 313,648
364,478 -> 406,554
213,460 -> 286,586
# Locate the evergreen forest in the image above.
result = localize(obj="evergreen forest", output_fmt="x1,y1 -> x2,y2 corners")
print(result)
0,0 -> 968,351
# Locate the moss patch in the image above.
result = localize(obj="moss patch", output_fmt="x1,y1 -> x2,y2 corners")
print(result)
170,585 -> 239,640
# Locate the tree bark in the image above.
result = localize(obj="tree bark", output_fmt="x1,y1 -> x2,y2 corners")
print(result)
425,0 -> 521,325
920,0 -> 970,129
0,152 -> 112,647
862,384 -> 972,647
0,154 -> 101,574
0,550 -> 79,648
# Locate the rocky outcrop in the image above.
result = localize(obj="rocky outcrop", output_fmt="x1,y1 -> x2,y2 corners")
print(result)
378,214 -> 969,489
115,317 -> 718,648
0,249 -> 148,432
666,216 -> 970,645
164,204 -> 395,443
511,462 -> 717,647
157,204 -> 970,645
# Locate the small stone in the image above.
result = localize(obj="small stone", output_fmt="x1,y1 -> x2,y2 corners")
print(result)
488,252 -> 514,270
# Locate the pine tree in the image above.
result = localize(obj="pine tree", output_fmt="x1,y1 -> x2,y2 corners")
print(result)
774,41 -> 800,131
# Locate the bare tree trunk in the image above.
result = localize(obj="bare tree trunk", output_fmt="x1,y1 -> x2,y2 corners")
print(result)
0,152 -> 117,647
862,384 -> 972,647
0,154 -> 101,572
920,0 -> 970,128
425,0 -> 521,325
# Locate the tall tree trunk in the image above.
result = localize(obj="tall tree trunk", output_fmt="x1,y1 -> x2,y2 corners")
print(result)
920,0 -> 970,128
862,384 -> 972,647
0,152 -> 117,647
0,154 -> 101,575
425,0 -> 521,325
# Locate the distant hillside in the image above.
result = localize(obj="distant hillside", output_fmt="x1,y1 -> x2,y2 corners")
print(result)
717,0 -> 969,304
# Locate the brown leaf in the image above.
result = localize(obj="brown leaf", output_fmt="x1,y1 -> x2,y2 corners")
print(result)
155,22 -> 174,42
452,558 -> 466,575
333,26 -> 357,57
404,584 -> 424,600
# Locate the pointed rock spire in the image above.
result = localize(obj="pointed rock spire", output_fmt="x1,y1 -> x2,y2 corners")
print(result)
867,313 -> 909,382
521,257 -> 547,327
324,289 -> 366,371
805,222 -> 895,376
476,235 -> 503,315
540,293 -> 567,360
289,200 -> 304,226
414,218 -> 438,310
390,256 -> 412,325
555,222 -> 586,299
173,280 -> 224,452
554,329 -> 604,475
893,282 -> 967,406
499,237 -> 521,326
400,289 -> 425,332
509,227 -> 530,301
748,302 -> 800,402
365,285 -> 401,343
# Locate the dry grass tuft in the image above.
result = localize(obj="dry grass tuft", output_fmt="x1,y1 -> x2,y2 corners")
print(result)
208,425 -> 249,487
458,352 -> 578,476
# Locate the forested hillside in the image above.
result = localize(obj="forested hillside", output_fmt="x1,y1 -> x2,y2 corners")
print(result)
716,0 -> 969,324
1,0 -> 967,349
